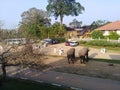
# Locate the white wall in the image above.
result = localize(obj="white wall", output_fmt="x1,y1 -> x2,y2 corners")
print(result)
116,30 -> 120,35
103,31 -> 109,36
103,30 -> 120,36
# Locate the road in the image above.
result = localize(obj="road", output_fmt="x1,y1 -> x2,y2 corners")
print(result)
3,66 -> 120,90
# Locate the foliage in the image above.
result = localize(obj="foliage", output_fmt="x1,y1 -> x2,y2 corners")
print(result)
69,19 -> 82,28
0,20 -> 4,29
91,30 -> 104,39
0,44 -> 46,80
19,7 -> 50,40
90,20 -> 111,30
0,29 -> 20,41
79,40 -> 87,44
108,31 -> 120,40
79,40 -> 120,47
46,0 -> 84,27
53,37 -> 66,43
40,25 -> 49,39
49,22 -> 66,38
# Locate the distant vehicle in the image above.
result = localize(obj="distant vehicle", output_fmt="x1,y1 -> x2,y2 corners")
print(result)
65,40 -> 79,47
41,38 -> 58,45
65,41 -> 70,46
4,38 -> 26,45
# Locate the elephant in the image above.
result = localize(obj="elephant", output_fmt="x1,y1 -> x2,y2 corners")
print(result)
67,48 -> 75,64
78,47 -> 89,64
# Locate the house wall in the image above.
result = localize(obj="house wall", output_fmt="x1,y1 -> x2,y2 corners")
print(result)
103,30 -> 120,36
116,30 -> 120,35
103,31 -> 109,36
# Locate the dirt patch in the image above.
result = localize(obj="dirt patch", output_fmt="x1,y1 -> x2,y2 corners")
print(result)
5,43 -> 120,81
42,56 -> 120,81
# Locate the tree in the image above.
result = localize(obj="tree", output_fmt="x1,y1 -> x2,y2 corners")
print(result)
19,7 -> 50,40
46,0 -> 84,28
0,43 -> 45,80
0,20 -> 4,30
91,20 -> 111,30
40,26 -> 49,39
69,19 -> 82,28
49,22 -> 66,38
0,46 -> 13,79
0,21 -> 4,41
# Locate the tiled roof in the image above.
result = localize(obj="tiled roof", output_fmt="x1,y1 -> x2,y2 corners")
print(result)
96,20 -> 120,30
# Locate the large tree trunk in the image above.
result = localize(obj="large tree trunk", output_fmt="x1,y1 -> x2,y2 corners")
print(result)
1,55 -> 7,80
60,15 -> 63,30
1,63 -> 6,79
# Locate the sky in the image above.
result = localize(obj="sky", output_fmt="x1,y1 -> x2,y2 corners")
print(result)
0,0 -> 120,29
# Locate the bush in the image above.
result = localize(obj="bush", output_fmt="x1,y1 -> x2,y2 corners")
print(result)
53,38 -> 66,43
108,31 -> 120,40
80,40 -> 120,47
91,30 -> 104,39
79,40 -> 87,44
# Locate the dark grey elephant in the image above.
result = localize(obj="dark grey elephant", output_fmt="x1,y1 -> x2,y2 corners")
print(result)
67,48 -> 75,64
78,47 -> 89,64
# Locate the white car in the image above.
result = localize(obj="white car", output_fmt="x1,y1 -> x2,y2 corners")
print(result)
69,41 -> 79,47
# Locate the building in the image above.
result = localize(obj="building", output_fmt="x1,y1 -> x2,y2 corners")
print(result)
95,20 -> 120,36
66,26 -> 91,39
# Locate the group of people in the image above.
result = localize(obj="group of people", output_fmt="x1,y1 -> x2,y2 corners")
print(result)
53,47 -> 64,55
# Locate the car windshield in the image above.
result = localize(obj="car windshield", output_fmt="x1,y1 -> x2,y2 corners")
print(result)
44,39 -> 52,42
70,41 -> 77,43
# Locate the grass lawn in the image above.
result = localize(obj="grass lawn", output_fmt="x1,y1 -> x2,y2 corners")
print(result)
0,77 -> 71,90
92,58 -> 120,64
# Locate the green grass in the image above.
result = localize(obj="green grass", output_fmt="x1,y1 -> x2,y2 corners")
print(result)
91,58 -> 120,64
0,77 -> 71,90
79,40 -> 120,53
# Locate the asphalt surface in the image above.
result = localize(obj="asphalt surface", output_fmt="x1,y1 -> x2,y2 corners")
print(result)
5,66 -> 120,90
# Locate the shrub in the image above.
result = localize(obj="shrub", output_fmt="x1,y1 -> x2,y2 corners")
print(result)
108,31 -> 120,40
82,40 -> 120,47
79,40 -> 87,44
53,38 -> 66,43
91,30 -> 104,39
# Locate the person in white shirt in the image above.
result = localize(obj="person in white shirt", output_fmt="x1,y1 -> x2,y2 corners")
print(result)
59,47 -> 64,55
100,47 -> 106,54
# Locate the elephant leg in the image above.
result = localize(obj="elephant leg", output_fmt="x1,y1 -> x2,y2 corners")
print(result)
86,54 -> 89,62
71,58 -> 74,64
80,56 -> 83,64
68,58 -> 70,64
83,56 -> 86,64
67,56 -> 70,64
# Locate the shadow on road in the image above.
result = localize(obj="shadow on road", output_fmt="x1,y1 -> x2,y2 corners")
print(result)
89,53 -> 98,58
109,55 -> 120,60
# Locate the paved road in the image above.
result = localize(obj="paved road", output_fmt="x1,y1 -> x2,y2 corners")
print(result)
6,66 -> 120,90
